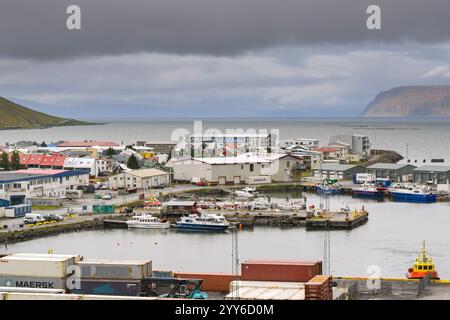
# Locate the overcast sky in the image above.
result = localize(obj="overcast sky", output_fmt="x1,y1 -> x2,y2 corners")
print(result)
1,0 -> 450,118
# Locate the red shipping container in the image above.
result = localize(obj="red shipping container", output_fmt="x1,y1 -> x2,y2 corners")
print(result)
241,260 -> 322,282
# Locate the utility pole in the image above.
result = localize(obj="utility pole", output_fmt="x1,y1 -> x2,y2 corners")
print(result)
231,228 -> 239,299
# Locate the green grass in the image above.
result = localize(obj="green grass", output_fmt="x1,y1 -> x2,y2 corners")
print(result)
0,97 -> 92,129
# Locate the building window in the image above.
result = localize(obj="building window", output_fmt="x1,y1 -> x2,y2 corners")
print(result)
286,161 -> 290,168
249,164 -> 254,172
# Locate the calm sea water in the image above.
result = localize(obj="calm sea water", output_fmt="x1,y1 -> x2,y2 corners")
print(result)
5,193 -> 450,278
2,118 -> 450,278
1,117 -> 450,161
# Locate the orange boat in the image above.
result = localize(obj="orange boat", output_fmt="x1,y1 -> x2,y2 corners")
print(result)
406,241 -> 439,280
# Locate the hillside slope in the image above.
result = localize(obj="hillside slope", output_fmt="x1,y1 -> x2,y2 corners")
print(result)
0,97 -> 90,129
363,86 -> 450,117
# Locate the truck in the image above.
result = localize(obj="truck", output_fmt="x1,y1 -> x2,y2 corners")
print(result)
354,173 -> 375,184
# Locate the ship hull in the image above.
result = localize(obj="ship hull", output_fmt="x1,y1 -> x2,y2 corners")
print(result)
176,223 -> 229,231
390,192 -> 436,203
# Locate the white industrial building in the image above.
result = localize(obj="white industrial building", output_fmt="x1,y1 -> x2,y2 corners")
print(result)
0,169 -> 90,206
167,153 -> 306,185
108,168 -> 170,190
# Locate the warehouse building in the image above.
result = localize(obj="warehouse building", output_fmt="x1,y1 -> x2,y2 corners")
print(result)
108,168 -> 170,190
366,163 -> 416,182
314,163 -> 366,180
0,169 -> 90,205
167,153 -> 305,185
412,165 -> 450,185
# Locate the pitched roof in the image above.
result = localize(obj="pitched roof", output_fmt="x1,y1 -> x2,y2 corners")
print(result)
318,163 -> 362,171
129,168 -> 169,177
413,165 -> 450,172
367,163 -> 416,170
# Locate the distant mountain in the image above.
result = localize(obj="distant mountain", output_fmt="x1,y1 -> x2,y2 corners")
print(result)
0,97 -> 91,129
363,86 -> 450,117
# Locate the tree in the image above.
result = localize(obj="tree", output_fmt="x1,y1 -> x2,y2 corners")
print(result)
127,154 -> 140,169
0,153 -> 9,170
41,141 -> 47,147
106,147 -> 116,157
10,151 -> 22,171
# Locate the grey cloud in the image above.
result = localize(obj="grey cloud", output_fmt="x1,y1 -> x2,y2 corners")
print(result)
1,0 -> 450,59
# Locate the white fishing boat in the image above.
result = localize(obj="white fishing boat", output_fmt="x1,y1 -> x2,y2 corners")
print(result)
235,187 -> 258,198
126,214 -> 171,229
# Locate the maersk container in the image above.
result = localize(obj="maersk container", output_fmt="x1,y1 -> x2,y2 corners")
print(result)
241,260 -> 322,283
76,260 -> 152,280
0,276 -> 68,290
70,278 -> 144,296
0,255 -> 79,278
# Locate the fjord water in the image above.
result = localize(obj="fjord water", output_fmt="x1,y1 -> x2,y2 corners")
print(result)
1,117 -> 450,161
6,193 -> 450,278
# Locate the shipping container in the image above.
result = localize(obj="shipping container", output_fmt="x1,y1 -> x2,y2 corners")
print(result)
0,292 -> 159,300
0,207 -> 5,218
76,260 -> 152,280
0,254 -> 78,278
0,276 -> 68,290
241,260 -> 322,282
0,286 -> 65,294
70,278 -> 145,296
5,204 -> 32,218
226,280 -> 305,300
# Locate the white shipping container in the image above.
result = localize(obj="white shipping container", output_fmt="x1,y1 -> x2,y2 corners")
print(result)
0,207 -> 5,218
0,255 -> 78,278
5,209 -> 15,218
76,260 -> 152,280
0,292 -> 159,300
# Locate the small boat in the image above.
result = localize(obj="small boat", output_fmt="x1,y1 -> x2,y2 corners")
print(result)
126,214 -> 170,229
175,213 -> 230,231
235,187 -> 257,198
389,185 -> 436,203
353,183 -> 384,197
407,241 -> 439,280
250,198 -> 270,210
316,179 -> 341,194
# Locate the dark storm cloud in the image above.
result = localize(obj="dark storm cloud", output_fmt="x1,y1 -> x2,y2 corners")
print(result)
1,0 -> 450,59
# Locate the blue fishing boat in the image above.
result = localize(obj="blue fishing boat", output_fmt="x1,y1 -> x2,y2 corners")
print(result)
389,185 -> 436,203
353,183 -> 384,198
175,213 -> 230,231
316,179 -> 341,194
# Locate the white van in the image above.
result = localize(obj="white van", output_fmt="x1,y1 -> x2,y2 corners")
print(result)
24,213 -> 45,224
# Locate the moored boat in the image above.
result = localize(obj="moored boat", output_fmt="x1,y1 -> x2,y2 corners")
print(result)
175,213 -> 230,231
407,241 -> 439,280
126,214 -> 171,229
389,185 -> 436,203
316,179 -> 341,194
353,183 -> 384,197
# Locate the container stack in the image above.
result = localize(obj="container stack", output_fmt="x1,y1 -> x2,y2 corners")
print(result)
0,253 -> 81,291
72,259 -> 152,296
305,275 -> 333,300
241,260 -> 322,282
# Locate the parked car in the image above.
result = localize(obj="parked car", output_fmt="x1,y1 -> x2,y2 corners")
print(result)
43,214 -> 64,222
153,183 -> 168,189
102,194 -> 112,200
195,181 -> 207,186
24,213 -> 45,224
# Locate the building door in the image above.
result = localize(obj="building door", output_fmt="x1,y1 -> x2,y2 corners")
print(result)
233,176 -> 241,184
218,176 -> 226,185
